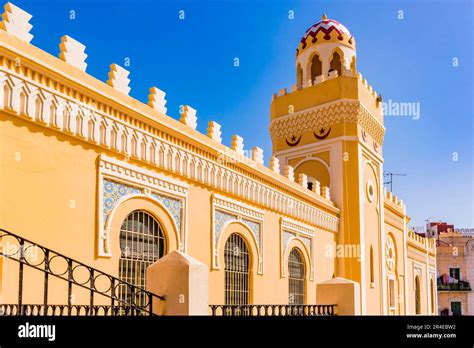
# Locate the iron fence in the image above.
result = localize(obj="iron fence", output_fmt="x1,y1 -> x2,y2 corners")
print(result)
0,228 -> 165,316
209,304 -> 337,316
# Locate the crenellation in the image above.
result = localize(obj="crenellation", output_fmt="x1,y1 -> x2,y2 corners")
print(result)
298,173 -> 307,188
314,75 -> 325,85
0,2 -> 33,43
321,186 -> 330,200
147,87 -> 167,114
312,179 -> 321,195
207,121 -> 222,143
251,146 -> 264,165
107,64 -> 130,95
231,134 -> 244,155
179,105 -> 197,129
278,88 -> 287,96
269,156 -> 280,174
328,70 -> 338,79
59,35 -> 87,72
284,165 -> 294,182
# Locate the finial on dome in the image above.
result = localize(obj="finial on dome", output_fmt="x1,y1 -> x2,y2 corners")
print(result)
322,14 -> 327,20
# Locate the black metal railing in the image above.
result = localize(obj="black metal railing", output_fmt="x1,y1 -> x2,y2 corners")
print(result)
437,281 -> 471,291
0,228 -> 165,316
209,304 -> 337,316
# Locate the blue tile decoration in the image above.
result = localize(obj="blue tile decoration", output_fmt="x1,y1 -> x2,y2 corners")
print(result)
102,179 -> 182,232
282,230 -> 296,253
151,193 -> 182,232
103,179 -> 142,224
242,218 -> 261,245
300,236 -> 312,253
214,210 -> 261,246
214,210 -> 238,243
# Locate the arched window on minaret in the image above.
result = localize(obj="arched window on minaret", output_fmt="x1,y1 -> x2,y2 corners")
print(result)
330,51 -> 343,76
296,64 -> 303,89
310,54 -> 322,83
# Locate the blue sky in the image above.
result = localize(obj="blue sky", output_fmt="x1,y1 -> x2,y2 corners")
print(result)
14,0 -> 473,228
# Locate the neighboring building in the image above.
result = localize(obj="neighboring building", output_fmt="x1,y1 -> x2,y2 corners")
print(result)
0,4 -> 436,315
426,222 -> 455,238
434,223 -> 474,315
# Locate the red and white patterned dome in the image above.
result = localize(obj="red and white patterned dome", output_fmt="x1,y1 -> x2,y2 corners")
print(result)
297,15 -> 355,55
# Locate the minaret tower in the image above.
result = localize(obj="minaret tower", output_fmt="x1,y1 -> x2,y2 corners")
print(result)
269,15 -> 386,314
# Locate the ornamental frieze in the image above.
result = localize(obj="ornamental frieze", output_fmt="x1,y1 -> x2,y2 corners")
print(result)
270,100 -> 385,145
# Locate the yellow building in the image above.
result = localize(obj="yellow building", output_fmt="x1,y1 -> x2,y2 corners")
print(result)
0,3 -> 436,315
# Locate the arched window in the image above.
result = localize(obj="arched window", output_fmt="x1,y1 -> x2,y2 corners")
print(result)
118,210 -> 166,307
288,248 -> 305,304
330,51 -> 342,76
430,278 -> 435,314
370,246 -> 374,284
415,275 -> 421,314
310,54 -> 322,83
224,233 -> 250,305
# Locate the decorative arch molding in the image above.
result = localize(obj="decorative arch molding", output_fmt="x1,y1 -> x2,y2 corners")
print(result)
282,239 -> 312,282
280,217 -> 315,281
216,221 -> 260,277
294,156 -> 330,173
98,154 -> 188,257
385,232 -> 397,274
212,194 -> 264,274
105,195 -> 180,260
363,159 -> 380,209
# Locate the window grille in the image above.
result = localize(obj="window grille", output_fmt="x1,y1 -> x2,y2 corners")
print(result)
415,276 -> 421,314
288,248 -> 305,305
388,279 -> 395,308
118,210 -> 166,309
224,233 -> 250,305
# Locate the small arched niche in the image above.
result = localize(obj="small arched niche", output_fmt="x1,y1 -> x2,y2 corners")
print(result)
329,51 -> 343,76
310,53 -> 322,83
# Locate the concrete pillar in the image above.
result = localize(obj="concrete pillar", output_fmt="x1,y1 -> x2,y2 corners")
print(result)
316,277 -> 361,315
146,250 -> 209,315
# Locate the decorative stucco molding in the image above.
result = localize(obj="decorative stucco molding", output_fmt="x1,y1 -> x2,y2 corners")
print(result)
98,154 -> 188,257
280,217 -> 315,281
212,194 -> 264,274
270,100 -> 385,145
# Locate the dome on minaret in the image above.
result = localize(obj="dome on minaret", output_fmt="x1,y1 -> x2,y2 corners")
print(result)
297,15 -> 355,56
